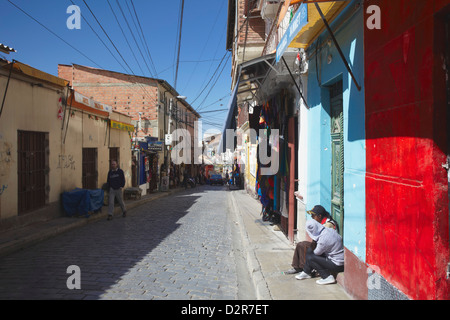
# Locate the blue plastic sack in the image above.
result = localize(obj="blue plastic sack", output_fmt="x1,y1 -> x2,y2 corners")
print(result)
62,188 -> 104,217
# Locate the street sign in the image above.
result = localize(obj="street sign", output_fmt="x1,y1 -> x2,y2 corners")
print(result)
165,134 -> 172,145
276,3 -> 308,63
148,141 -> 163,152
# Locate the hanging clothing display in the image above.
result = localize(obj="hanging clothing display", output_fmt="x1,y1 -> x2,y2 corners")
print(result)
252,90 -> 297,241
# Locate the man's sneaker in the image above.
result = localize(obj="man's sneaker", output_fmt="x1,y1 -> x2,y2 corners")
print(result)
284,268 -> 301,275
122,211 -> 127,218
107,215 -> 113,221
316,275 -> 336,285
295,271 -> 312,280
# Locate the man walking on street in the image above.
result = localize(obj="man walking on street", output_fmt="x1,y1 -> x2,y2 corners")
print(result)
107,160 -> 126,220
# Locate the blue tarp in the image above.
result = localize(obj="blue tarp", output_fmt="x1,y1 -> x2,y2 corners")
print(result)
62,188 -> 104,217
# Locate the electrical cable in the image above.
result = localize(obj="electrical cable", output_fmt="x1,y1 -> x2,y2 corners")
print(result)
69,0 -> 129,73
190,50 -> 229,107
82,0 -> 134,75
6,0 -> 103,68
174,0 -> 185,90
129,0 -> 158,76
76,0 -> 160,114
106,0 -> 145,76
114,0 -> 154,78
179,0 -> 226,93
195,52 -> 231,112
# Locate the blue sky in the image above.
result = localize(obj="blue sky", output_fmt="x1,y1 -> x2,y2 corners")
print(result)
0,0 -> 231,133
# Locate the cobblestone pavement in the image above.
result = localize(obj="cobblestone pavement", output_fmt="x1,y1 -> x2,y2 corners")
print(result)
0,185 -> 245,300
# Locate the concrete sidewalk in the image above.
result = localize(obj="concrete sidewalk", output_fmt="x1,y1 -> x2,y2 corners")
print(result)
227,188 -> 351,300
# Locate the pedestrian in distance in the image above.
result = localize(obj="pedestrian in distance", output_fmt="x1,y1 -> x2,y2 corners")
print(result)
106,160 -> 126,220
285,205 -> 338,275
183,168 -> 189,189
295,219 -> 344,285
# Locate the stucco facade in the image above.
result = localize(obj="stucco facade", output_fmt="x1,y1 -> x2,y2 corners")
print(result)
0,60 -> 132,229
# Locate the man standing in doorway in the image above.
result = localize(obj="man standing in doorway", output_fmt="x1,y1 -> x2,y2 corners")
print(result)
107,160 -> 126,220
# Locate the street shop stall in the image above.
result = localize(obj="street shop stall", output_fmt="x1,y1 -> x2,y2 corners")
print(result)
252,91 -> 298,243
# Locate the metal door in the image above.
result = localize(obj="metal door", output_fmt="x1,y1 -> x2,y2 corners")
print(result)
82,148 -> 98,190
330,80 -> 344,235
17,131 -> 47,214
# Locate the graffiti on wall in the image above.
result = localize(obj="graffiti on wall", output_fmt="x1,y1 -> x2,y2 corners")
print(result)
57,154 -> 76,170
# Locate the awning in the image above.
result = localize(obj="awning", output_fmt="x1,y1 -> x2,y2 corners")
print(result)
218,80 -> 239,153
236,51 -> 308,108
276,1 -> 349,61
67,91 -> 111,118
237,53 -> 276,105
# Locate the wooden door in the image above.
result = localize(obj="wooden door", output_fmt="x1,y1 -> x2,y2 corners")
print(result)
82,148 -> 97,190
17,131 -> 47,214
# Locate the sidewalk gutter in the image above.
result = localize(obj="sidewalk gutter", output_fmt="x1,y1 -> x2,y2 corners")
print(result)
228,187 -> 272,300
0,188 -> 185,258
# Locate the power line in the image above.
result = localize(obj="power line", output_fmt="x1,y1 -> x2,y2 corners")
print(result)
180,0 -> 226,93
78,0 -> 158,110
174,0 -> 185,90
82,0 -> 134,74
114,0 -> 154,78
195,52 -> 231,112
106,0 -> 145,76
6,0 -> 103,68
198,109 -> 228,114
129,0 -> 158,77
69,0 -> 129,73
190,51 -> 229,107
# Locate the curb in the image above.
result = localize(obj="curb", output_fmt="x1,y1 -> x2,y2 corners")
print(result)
227,190 -> 272,300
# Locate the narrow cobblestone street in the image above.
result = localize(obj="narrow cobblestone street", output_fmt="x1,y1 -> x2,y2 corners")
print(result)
0,185 -> 254,300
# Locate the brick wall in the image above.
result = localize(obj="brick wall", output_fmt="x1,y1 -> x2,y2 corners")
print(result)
58,64 -> 159,137
237,0 -> 265,46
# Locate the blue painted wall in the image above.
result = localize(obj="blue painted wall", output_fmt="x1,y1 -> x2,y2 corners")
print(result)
305,2 -> 366,261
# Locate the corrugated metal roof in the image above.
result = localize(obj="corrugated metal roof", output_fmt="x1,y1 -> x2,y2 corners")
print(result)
0,43 -> 17,54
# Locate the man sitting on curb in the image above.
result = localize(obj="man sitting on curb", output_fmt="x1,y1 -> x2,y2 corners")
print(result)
295,219 -> 344,285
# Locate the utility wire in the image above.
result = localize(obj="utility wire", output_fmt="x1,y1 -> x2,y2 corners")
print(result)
198,109 -> 228,114
115,0 -> 154,78
82,0 -> 134,74
79,0 -> 157,109
190,50 -> 229,107
69,0 -> 128,73
195,52 -> 231,112
6,0 -> 102,68
190,11 -> 250,111
180,0 -> 226,93
106,0 -> 145,76
174,0 -> 185,90
129,0 -> 158,76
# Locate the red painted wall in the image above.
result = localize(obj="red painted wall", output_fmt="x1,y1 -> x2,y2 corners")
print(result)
365,0 -> 450,300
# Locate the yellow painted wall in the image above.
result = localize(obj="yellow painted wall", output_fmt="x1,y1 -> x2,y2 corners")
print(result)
0,68 -> 132,220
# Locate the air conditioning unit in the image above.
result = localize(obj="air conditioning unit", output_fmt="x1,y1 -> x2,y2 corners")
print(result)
261,0 -> 281,20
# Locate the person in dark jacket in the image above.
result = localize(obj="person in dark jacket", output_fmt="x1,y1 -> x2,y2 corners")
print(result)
107,160 -> 126,220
